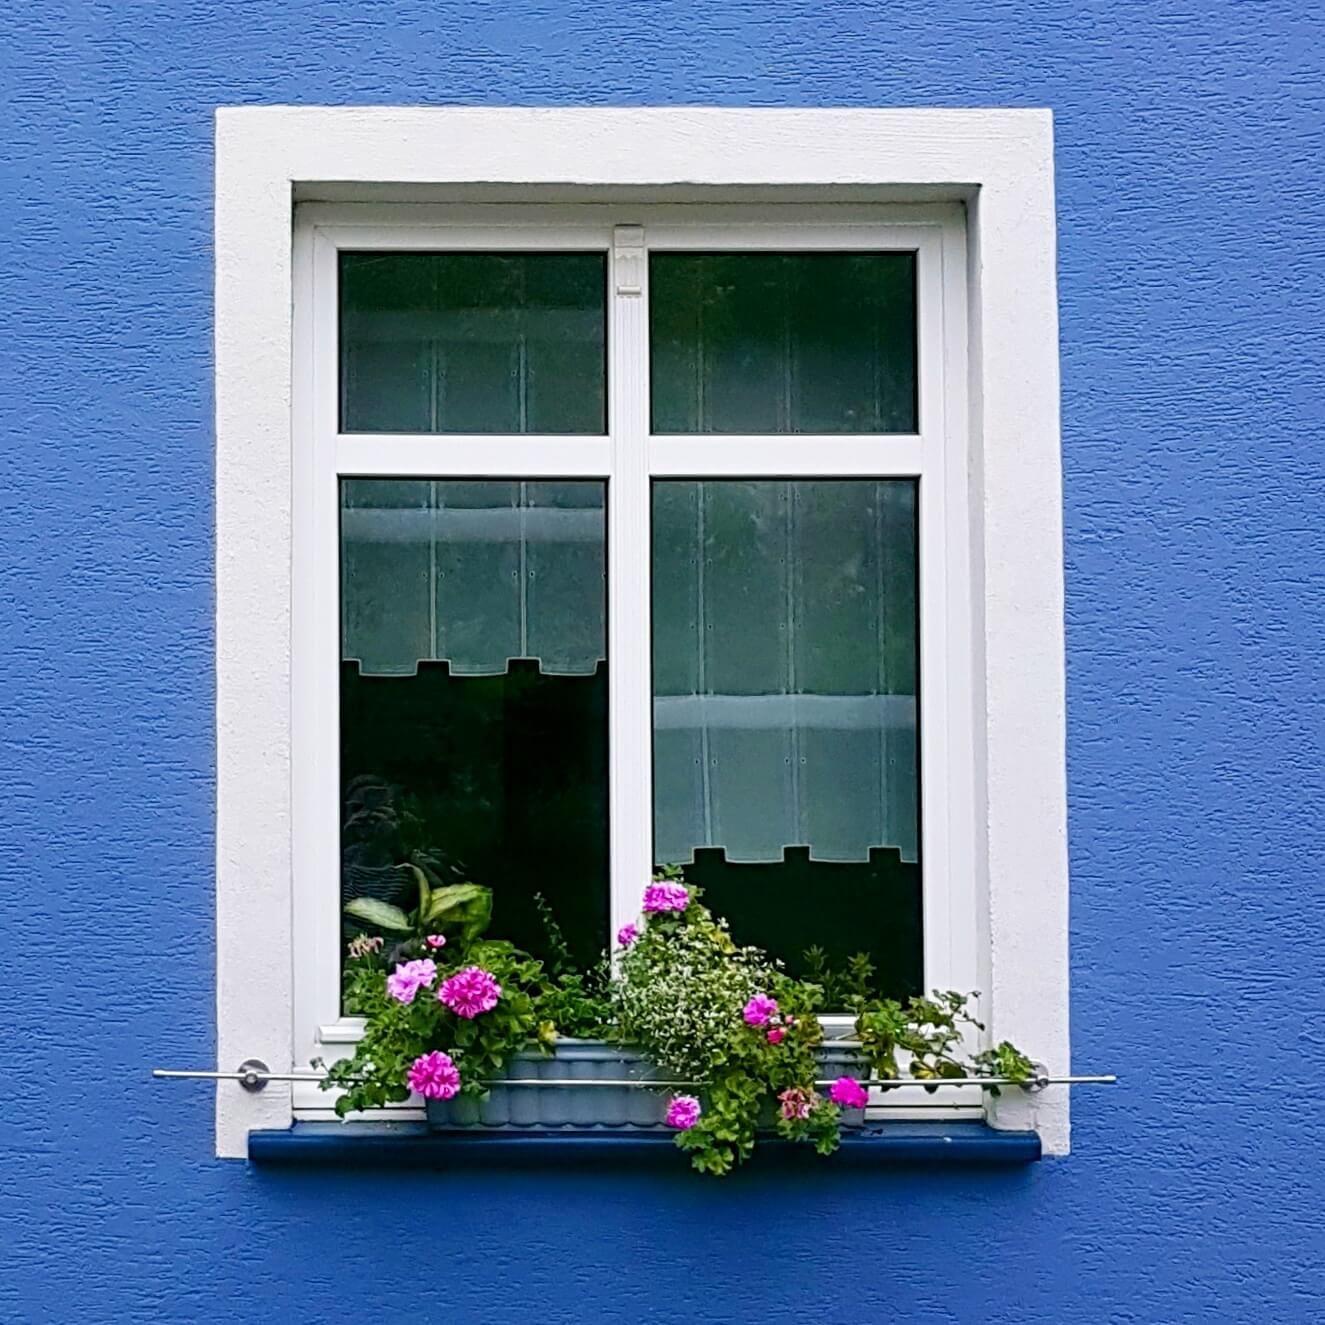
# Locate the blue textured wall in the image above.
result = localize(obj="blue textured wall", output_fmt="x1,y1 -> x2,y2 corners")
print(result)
2,4 -> 1322,1322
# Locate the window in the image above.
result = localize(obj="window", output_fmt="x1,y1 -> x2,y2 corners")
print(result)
216,108 -> 1066,1157
297,212 -> 964,1060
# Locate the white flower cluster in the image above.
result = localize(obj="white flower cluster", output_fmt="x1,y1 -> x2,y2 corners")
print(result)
616,919 -> 773,1082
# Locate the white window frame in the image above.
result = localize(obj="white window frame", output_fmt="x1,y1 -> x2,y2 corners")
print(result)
216,108 -> 1066,1159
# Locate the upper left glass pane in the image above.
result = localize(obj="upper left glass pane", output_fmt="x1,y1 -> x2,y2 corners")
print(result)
339,252 -> 608,434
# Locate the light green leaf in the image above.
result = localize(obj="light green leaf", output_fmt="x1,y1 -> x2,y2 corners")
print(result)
405,863 -> 432,919
344,897 -> 413,932
421,883 -> 492,938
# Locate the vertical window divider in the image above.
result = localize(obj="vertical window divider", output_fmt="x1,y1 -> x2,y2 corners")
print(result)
608,224 -> 653,942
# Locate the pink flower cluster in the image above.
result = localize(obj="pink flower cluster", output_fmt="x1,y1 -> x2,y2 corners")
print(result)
386,958 -> 438,1004
744,992 -> 793,1043
642,881 -> 689,913
778,1087 -> 815,1121
616,922 -> 639,948
438,965 -> 502,1019
407,1050 -> 461,1100
665,1095 -> 702,1130
829,1076 -> 869,1110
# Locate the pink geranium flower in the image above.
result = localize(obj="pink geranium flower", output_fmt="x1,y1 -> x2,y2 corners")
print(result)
829,1076 -> 870,1110
425,934 -> 447,948
407,1050 -> 461,1100
438,965 -> 502,1019
665,1095 -> 702,1130
616,922 -> 639,948
642,882 -> 689,914
778,1087 -> 814,1121
766,1027 -> 786,1045
743,993 -> 778,1026
385,958 -> 438,1004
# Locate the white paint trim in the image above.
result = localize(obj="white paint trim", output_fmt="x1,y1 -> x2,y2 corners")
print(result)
216,107 -> 1065,1157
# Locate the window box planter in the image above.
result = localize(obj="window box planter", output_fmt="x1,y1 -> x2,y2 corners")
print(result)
426,1038 -> 869,1132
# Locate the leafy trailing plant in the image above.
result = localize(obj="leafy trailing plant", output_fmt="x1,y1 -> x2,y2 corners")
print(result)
613,878 -> 846,1174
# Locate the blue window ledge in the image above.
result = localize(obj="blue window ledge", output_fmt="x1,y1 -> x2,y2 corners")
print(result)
248,1122 -> 1040,1169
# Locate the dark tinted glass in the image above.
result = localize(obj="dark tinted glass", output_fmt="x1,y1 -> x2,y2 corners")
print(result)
340,252 -> 607,434
650,252 -> 917,434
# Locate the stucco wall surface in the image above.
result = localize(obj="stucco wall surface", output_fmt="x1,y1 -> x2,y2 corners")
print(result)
1,3 -> 1322,1322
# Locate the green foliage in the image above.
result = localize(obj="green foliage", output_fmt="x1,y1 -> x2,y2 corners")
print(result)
802,945 -> 878,1011
973,1040 -> 1037,1095
420,881 -> 491,938
531,893 -> 614,1040
854,988 -> 1012,1094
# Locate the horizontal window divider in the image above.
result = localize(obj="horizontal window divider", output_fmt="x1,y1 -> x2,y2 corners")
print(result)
642,221 -> 943,249
646,436 -> 924,477
314,221 -> 614,251
334,435 -> 612,478
299,202 -> 961,232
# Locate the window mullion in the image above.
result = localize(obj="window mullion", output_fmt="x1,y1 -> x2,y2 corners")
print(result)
607,226 -> 653,940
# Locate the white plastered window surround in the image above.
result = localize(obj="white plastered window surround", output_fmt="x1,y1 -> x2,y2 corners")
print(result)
215,107 -> 1067,1160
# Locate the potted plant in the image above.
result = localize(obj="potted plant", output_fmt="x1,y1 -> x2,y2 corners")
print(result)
319,870 -> 1033,1176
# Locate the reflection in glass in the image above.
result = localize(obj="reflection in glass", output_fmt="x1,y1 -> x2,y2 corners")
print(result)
650,252 -> 917,434
339,479 -> 608,979
340,252 -> 607,434
652,479 -> 921,995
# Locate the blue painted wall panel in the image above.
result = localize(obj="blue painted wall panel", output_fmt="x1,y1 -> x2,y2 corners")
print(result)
1,2 -> 1322,1320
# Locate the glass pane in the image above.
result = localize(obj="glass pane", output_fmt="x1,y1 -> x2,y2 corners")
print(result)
340,478 -> 608,982
652,479 -> 921,998
650,252 -> 917,434
340,252 -> 607,434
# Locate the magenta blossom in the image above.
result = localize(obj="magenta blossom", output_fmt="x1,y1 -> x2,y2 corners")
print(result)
829,1076 -> 870,1110
778,1087 -> 815,1121
438,965 -> 502,1019
642,881 -> 689,914
425,934 -> 447,949
665,1095 -> 702,1130
616,922 -> 640,948
743,993 -> 779,1026
766,1027 -> 786,1045
407,1050 -> 461,1101
385,958 -> 438,1004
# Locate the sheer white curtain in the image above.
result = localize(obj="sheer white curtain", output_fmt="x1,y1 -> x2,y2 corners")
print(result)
652,479 -> 918,866
340,479 -> 606,677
